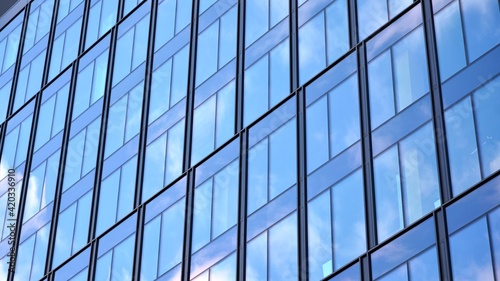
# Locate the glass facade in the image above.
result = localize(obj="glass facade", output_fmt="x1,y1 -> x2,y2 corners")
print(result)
0,0 -> 498,280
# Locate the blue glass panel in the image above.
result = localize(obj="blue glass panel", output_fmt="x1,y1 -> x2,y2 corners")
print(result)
326,263 -> 360,281
113,13 -> 150,86
247,138 -> 269,215
325,0 -> 349,64
142,217 -> 160,280
332,169 -> 366,269
219,7 -> 237,67
54,247 -> 90,281
328,75 -> 360,157
377,264 -> 408,281
374,145 -> 403,242
143,134 -> 167,200
473,76 -> 500,176
461,0 -> 500,62
434,1 -> 466,82
269,119 -> 297,198
159,198 -> 185,275
489,207 -> 500,280
190,228 -> 237,278
307,142 -> 362,200
0,14 -> 23,73
299,13 -> 326,84
245,0 -> 269,47
307,190 -> 333,280
408,247 -> 440,281
369,51 -> 395,129
268,212 -> 298,280
446,173 -> 500,234
372,217 -> 436,279
392,27 -> 429,112
269,39 -> 290,106
216,80 -> 236,146
357,0 -> 413,41
244,56 -> 269,126
192,179 -> 212,253
444,97 -> 481,195
246,233 -> 267,281
150,59 -> 172,124
306,96 -> 329,173
357,0 -> 388,41
399,123 -> 440,225
196,22 -> 218,86
96,170 -> 119,235
210,252 -> 236,281
86,0 -> 118,49
449,218 -> 495,281
212,161 -> 239,238
246,186 -> 297,241
192,96 -> 216,164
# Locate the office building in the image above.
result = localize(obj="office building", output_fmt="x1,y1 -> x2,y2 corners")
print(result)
0,0 -> 499,280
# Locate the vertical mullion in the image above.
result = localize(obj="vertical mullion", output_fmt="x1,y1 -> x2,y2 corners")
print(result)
348,0 -> 358,47
357,43 -> 377,250
290,0 -> 299,91
361,254 -> 371,281
421,0 -> 452,203
297,86 -> 308,280
183,0 -> 199,172
132,205 -> 145,279
182,169 -> 195,281
135,0 -> 157,207
237,129 -> 248,281
435,209 -> 452,281
235,0 -> 245,132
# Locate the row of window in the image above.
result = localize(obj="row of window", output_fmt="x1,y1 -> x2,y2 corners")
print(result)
0,0 -> 498,280
7,0 -> 495,124
5,109 -> 500,281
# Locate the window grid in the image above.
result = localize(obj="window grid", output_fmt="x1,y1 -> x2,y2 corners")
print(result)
0,0 -> 497,281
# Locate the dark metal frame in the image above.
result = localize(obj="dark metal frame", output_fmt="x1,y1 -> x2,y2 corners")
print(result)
2,0 -> 499,280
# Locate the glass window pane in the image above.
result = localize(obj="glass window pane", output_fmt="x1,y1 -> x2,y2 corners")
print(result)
306,96 -> 329,173
269,213 -> 298,280
461,0 -> 500,62
307,190 -> 333,280
374,145 -> 403,242
210,253 -> 236,281
328,75 -> 360,156
473,76 -> 500,177
269,119 -> 297,198
244,55 -> 268,126
325,0 -> 349,64
299,13 -> 326,84
196,23 -> 218,86
450,218 -> 495,281
368,51 -> 395,129
444,97 -> 481,195
399,123 -> 440,225
332,170 -> 366,269
219,7 -> 237,68
192,96 -> 216,164
392,27 -> 429,112
434,1 -> 467,82
246,233 -> 268,281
